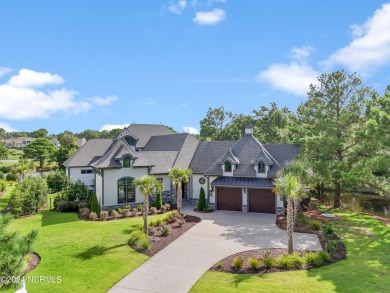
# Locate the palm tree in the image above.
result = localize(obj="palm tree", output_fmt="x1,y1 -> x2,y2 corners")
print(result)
134,175 -> 162,235
279,160 -> 312,225
15,157 -> 35,181
274,174 -> 302,254
168,167 -> 192,215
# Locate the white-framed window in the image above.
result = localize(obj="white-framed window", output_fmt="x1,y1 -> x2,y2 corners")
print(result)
257,161 -> 266,174
81,169 -> 93,174
224,161 -> 232,172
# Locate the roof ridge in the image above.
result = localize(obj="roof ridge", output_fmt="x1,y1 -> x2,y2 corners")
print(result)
249,135 -> 280,166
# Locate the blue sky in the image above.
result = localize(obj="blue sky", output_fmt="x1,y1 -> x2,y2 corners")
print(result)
0,0 -> 389,135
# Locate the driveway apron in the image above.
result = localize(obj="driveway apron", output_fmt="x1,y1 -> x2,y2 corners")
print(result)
108,206 -> 322,293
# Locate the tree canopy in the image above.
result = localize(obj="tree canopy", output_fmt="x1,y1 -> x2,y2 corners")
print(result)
23,138 -> 57,168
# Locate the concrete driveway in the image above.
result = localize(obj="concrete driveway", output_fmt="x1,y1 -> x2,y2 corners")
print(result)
108,205 -> 321,293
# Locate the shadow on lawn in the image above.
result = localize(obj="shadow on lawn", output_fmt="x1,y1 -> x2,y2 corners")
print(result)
41,210 -> 79,227
306,211 -> 390,292
74,244 -> 127,260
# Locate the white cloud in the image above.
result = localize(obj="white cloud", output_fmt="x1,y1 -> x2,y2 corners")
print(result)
0,67 -> 12,78
0,68 -> 116,121
193,8 -> 225,25
100,124 -> 130,131
0,122 -> 16,132
183,126 -> 199,134
256,47 -> 319,96
88,95 -> 117,106
322,3 -> 390,73
168,0 -> 187,14
8,68 -> 64,88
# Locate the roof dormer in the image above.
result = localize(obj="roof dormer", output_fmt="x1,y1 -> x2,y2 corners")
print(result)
244,123 -> 254,136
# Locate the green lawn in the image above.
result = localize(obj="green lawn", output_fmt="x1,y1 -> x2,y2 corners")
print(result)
190,210 -> 390,293
4,211 -> 166,293
7,149 -> 24,160
0,185 -> 14,210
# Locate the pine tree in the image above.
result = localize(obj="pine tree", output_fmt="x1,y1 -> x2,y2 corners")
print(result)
155,191 -> 162,210
89,192 -> 100,215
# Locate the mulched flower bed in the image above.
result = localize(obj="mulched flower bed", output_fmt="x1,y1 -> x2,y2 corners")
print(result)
145,215 -> 201,256
211,204 -> 346,274
25,252 -> 41,273
192,208 -> 214,213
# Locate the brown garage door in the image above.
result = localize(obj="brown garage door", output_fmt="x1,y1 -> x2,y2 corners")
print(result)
248,189 -> 275,214
217,187 -> 242,211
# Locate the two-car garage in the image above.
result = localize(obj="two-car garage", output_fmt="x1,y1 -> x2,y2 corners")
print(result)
216,186 -> 276,214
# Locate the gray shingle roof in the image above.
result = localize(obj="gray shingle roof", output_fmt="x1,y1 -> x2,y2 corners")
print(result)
211,177 -> 274,188
63,139 -> 113,167
90,139 -> 153,169
114,128 -> 139,141
143,133 -> 188,151
189,141 -> 236,173
173,134 -> 199,169
127,124 -> 174,149
193,134 -> 299,178
141,151 -> 178,174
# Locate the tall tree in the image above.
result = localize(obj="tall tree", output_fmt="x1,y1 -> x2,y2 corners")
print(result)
199,107 -> 232,141
24,138 -> 57,168
0,214 -> 38,289
168,167 -> 192,215
57,131 -> 77,148
55,145 -> 79,169
134,175 -> 162,234
0,141 -> 9,160
274,174 -> 302,254
295,71 -> 373,207
31,128 -> 48,138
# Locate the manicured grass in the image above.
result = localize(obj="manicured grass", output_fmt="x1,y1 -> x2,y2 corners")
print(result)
4,211 -> 167,293
190,210 -> 390,293
7,148 -> 24,160
0,161 -> 17,168
0,185 -> 14,210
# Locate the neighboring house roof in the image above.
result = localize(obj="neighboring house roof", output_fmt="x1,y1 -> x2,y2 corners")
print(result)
141,133 -> 199,174
211,177 -> 274,188
76,138 -> 87,148
63,139 -> 113,167
189,141 -> 236,173
127,124 -> 174,149
90,139 -> 153,169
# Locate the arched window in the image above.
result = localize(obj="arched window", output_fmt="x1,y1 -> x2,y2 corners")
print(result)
224,161 -> 232,172
118,177 -> 135,203
123,156 -> 131,168
258,161 -> 266,173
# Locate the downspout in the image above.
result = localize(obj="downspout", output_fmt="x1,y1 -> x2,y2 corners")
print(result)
102,169 -> 105,207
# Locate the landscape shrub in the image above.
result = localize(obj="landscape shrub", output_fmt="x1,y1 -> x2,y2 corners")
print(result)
128,230 -> 147,246
160,206 -> 167,213
165,210 -> 179,222
217,261 -> 223,269
6,172 -> 17,182
89,192 -> 100,214
150,207 -> 157,214
122,208 -> 129,217
53,193 -> 67,209
197,187 -> 208,211
304,252 -> 322,266
248,257 -> 260,270
297,212 -> 309,224
310,220 -> 322,230
89,212 -> 98,220
288,253 -> 305,268
124,205 -> 131,210
99,211 -> 109,219
326,240 -> 338,254
115,207 -> 123,214
46,169 -> 69,192
0,171 -> 4,180
277,254 -> 293,269
57,201 -> 78,212
164,203 -> 170,211
65,179 -> 89,201
263,251 -> 277,268
111,210 -> 119,218
161,224 -> 171,236
148,220 -> 156,227
155,218 -> 162,226
79,207 -> 90,218
232,257 -> 244,270
155,191 -> 162,210
318,250 -> 331,262
78,201 -> 89,209
0,179 -> 6,192
10,176 -> 48,217
0,165 -> 13,173
323,222 -> 333,236
137,204 -> 142,211
132,208 -> 138,217
135,237 -> 151,251
176,217 -> 186,226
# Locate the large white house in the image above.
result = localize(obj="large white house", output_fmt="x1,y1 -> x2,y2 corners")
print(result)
64,123 -> 300,214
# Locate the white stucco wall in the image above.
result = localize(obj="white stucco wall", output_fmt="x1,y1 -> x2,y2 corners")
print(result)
103,167 -> 149,206
208,176 -> 218,204
191,174 -> 207,200
276,192 -> 284,208
95,172 -> 103,206
68,167 -> 95,189
153,175 -> 171,192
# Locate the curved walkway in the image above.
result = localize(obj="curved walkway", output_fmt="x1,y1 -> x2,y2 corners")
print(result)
108,205 -> 321,293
